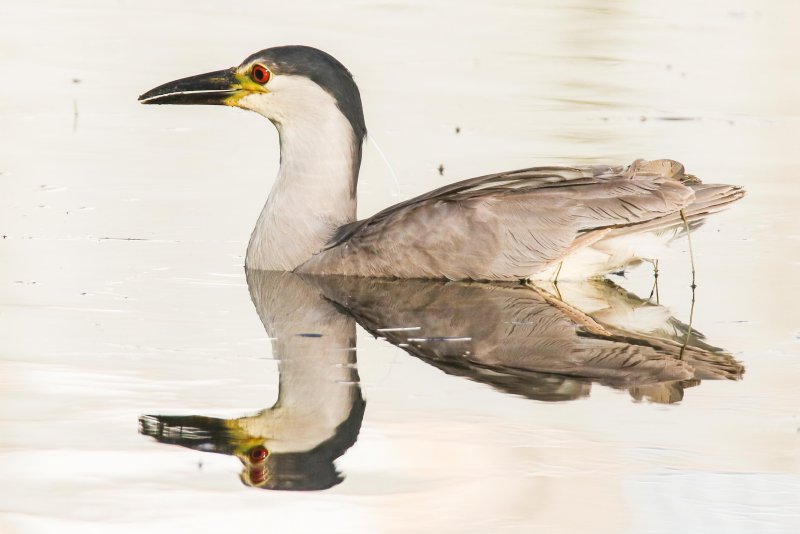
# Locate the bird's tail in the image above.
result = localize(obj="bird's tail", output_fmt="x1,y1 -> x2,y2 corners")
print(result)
606,179 -> 745,239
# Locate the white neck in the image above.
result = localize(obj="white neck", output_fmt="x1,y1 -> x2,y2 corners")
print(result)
242,77 -> 361,270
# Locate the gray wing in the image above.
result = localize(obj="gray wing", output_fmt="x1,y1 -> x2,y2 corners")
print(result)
304,275 -> 742,403
298,159 -> 698,280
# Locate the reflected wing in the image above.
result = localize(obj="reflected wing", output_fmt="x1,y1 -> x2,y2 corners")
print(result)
299,160 -> 704,280
305,275 -> 742,403
547,280 -> 744,380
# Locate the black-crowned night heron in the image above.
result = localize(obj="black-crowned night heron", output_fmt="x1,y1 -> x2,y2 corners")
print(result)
139,45 -> 744,281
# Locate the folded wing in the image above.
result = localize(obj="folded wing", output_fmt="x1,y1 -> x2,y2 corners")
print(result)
298,159 -> 732,280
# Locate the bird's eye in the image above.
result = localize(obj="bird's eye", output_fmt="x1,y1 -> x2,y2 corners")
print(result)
250,64 -> 271,84
249,446 -> 269,462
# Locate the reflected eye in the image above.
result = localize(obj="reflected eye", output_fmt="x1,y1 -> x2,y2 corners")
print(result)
250,64 -> 271,84
249,446 -> 269,462
250,467 -> 267,484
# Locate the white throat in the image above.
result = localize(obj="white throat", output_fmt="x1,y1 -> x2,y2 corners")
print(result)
240,75 -> 361,271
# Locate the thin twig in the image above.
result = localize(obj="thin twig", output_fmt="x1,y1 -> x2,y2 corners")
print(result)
648,259 -> 660,303
553,261 -> 563,285
680,209 -> 696,289
679,283 -> 696,360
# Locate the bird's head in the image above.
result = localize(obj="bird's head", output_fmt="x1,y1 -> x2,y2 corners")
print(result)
138,45 -> 366,141
138,391 -> 365,491
138,413 -> 345,491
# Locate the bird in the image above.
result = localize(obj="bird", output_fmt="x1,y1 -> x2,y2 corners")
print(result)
139,45 -> 744,281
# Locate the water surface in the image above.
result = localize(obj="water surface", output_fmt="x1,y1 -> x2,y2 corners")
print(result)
1,0 -> 799,532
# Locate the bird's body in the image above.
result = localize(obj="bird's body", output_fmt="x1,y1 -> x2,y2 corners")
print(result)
298,159 -> 741,280
140,46 -> 744,281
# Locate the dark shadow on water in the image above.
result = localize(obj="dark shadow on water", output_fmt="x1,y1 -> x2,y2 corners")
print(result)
139,270 -> 743,490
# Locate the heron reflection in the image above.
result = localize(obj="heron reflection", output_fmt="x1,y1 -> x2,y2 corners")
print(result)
140,271 -> 742,490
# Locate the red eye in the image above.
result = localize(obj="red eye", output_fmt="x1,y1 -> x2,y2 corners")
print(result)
250,64 -> 271,84
249,446 -> 269,462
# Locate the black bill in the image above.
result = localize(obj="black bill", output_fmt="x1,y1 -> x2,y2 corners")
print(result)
139,414 -> 237,454
138,67 -> 239,105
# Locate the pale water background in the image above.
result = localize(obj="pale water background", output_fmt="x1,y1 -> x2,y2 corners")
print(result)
1,0 -> 799,532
